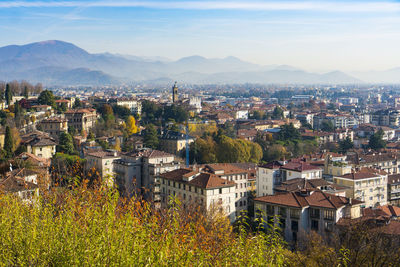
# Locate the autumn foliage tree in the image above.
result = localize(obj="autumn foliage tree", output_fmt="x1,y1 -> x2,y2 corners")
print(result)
126,115 -> 138,135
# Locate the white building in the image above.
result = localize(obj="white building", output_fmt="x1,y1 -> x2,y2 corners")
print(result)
235,110 -> 249,120
84,150 -> 121,185
160,168 -> 236,222
257,161 -> 283,197
254,190 -> 363,242
116,98 -> 142,115
280,161 -> 323,181
201,163 -> 250,217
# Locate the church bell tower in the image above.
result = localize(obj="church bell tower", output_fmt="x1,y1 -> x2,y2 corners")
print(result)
172,81 -> 178,103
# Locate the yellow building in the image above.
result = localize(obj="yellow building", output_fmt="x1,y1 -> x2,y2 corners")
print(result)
333,169 -> 387,208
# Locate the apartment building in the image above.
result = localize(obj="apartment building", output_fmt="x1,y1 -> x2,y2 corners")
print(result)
388,174 -> 400,206
254,190 -> 362,242
159,168 -> 236,221
84,150 -> 121,185
113,149 -> 180,200
257,161 -> 284,197
333,169 -> 388,208
114,98 -> 142,115
159,130 -> 194,156
202,163 -> 250,216
346,152 -> 399,174
371,109 -> 400,127
39,116 -> 68,140
64,108 -> 97,132
280,161 -> 323,181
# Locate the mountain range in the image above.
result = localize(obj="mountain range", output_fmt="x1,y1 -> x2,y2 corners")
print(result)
0,40 -> 398,86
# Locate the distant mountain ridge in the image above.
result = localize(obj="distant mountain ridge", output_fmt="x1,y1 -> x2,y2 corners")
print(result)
0,40 -> 365,85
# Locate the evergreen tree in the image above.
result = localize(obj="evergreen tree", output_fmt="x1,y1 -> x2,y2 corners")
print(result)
143,124 -> 159,149
38,90 -> 55,107
5,84 -> 12,106
58,132 -> 75,154
339,136 -> 354,153
369,129 -> 386,150
3,126 -> 13,158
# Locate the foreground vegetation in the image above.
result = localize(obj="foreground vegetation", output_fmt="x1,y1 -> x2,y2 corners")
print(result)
0,183 -> 289,266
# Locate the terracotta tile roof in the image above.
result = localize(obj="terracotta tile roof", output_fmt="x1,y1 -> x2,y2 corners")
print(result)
160,168 -> 235,189
338,168 -> 386,180
281,161 -> 322,172
274,178 -> 347,193
65,108 -> 96,114
259,161 -> 283,169
254,190 -> 362,209
16,152 -> 51,168
86,150 -> 120,158
203,163 -> 248,175
40,117 -> 67,123
141,149 -> 175,159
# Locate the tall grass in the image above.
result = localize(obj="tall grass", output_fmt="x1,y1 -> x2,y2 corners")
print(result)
0,182 -> 289,266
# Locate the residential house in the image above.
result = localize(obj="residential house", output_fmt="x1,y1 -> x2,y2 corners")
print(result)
21,131 -> 56,159
280,161 -> 323,181
257,161 -> 284,197
84,150 -> 121,185
388,174 -> 400,206
254,190 -> 363,242
159,130 -> 194,156
64,108 -> 97,132
39,116 -> 68,140
159,168 -> 236,222
333,169 -> 388,208
202,163 -> 250,216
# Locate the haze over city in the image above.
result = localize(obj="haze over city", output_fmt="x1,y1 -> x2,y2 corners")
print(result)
1,0 -> 400,72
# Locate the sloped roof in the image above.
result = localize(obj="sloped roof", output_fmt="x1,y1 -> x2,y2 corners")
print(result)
281,161 -> 322,172
160,168 -> 235,189
254,190 -> 362,209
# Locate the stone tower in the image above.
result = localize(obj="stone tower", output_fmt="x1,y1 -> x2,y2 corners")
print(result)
172,81 -> 178,103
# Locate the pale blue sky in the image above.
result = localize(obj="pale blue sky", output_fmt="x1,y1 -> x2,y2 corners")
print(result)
1,0 -> 400,72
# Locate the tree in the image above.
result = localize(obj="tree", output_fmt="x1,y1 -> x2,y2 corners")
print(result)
278,123 -> 300,141
126,115 -> 138,135
339,136 -> 354,153
5,83 -> 12,106
369,129 -> 386,150
321,120 -> 334,132
58,132 -> 75,154
3,126 -> 13,158
143,124 -> 159,149
112,105 -> 131,120
23,86 -> 29,99
113,138 -> 121,152
38,90 -> 55,107
73,98 -> 82,109
272,106 -> 284,119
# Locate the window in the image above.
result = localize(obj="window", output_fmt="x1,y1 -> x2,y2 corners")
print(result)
267,205 -> 274,215
290,209 -> 300,219
243,200 -> 246,206
324,221 -> 333,232
310,208 -> 320,219
235,202 -> 238,207
291,220 -> 299,232
279,207 -> 287,217
311,220 -> 319,231
219,188 -> 222,194
323,210 -> 335,221
235,193 -> 238,198
279,218 -> 286,229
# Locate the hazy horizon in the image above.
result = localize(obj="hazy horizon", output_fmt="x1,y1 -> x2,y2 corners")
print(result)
1,0 -> 400,72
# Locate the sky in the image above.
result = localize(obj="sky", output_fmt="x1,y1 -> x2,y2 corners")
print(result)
1,0 -> 400,72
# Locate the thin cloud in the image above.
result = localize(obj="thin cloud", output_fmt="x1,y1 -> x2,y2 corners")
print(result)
1,1 -> 400,13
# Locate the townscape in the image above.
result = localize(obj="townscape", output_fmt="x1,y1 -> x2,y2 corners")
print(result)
2,0 -> 400,265
1,79 -> 400,264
